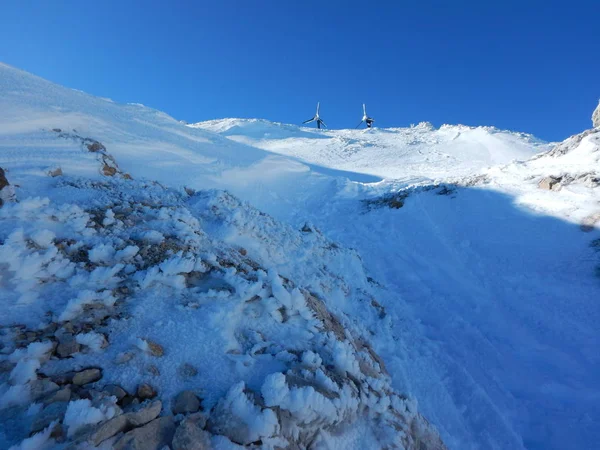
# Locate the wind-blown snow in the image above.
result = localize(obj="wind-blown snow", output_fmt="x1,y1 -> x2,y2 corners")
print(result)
1,62 -> 599,450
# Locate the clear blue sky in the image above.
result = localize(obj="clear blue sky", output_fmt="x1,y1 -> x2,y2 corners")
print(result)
1,1 -> 598,141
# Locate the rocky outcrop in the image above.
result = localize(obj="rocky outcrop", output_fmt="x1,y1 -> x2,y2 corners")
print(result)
538,176 -> 562,191
0,167 -> 15,207
53,130 -> 132,179
0,179 -> 446,450
593,100 -> 600,128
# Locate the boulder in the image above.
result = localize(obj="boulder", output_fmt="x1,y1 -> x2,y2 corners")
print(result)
172,391 -> 201,415
113,416 -> 176,450
172,419 -> 212,450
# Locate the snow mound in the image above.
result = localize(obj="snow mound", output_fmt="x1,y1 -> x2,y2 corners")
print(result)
0,176 -> 445,449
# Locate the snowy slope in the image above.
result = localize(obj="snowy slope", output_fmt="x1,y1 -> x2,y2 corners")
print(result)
1,62 -> 599,450
192,118 -> 549,181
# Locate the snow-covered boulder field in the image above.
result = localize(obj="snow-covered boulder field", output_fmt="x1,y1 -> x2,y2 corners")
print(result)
0,174 -> 445,449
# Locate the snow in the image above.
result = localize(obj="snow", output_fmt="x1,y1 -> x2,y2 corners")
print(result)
63,399 -> 117,437
0,62 -> 599,450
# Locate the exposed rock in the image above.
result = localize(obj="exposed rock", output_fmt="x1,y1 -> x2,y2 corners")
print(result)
52,128 -> 62,133
178,363 -> 198,378
43,386 -> 72,405
172,419 -> 212,450
86,140 -> 106,153
0,167 -> 8,191
102,162 -> 118,176
0,167 -> 14,207
30,401 -> 69,434
126,400 -> 162,427
172,391 -> 201,415
137,383 -> 157,400
593,100 -> 600,128
88,414 -> 129,446
207,386 -> 276,445
538,176 -> 561,191
546,128 -> 598,157
305,292 -> 346,341
48,167 -> 63,177
49,371 -> 75,385
147,364 -> 160,377
145,340 -> 164,357
29,378 -> 60,402
115,351 -> 135,364
113,416 -> 176,450
56,333 -> 80,358
72,368 -> 102,385
581,212 -> 600,232
103,384 -> 128,402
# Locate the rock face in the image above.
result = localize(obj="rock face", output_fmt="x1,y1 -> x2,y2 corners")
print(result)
0,167 -> 12,207
593,100 -> 600,128
538,176 -> 561,191
0,167 -> 8,191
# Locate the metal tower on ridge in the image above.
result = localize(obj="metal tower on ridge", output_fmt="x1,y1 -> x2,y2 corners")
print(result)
303,102 -> 327,129
356,104 -> 374,129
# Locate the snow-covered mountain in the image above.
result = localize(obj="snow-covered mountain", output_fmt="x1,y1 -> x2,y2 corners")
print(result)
0,62 -> 599,450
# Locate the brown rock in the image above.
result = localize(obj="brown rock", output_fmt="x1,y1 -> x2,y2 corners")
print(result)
86,141 -> 106,152
102,163 -> 117,176
125,400 -> 162,427
146,340 -> 164,357
72,368 -> 102,385
137,383 -> 157,400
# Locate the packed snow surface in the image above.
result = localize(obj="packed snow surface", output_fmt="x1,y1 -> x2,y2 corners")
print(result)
1,62 -> 599,449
